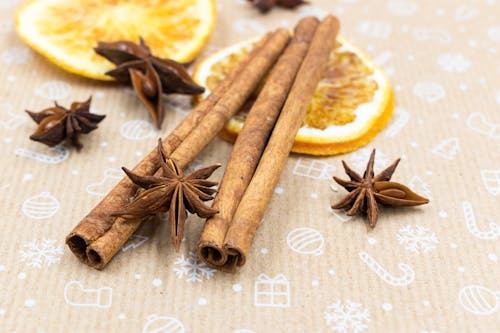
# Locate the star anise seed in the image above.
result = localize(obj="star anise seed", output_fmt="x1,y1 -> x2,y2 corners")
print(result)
94,38 -> 204,129
248,0 -> 307,13
112,138 -> 220,251
332,149 -> 429,228
26,97 -> 105,150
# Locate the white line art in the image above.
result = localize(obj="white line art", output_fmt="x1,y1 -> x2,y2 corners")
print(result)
142,315 -> 185,333
0,103 -> 25,130
462,201 -> 500,240
233,19 -> 267,34
121,235 -> 149,252
324,300 -> 370,333
120,120 -> 157,140
15,145 -> 70,164
22,192 -> 60,219
174,251 -> 216,283
397,225 -> 438,254
412,82 -> 445,103
287,227 -> 324,256
357,20 -> 392,39
86,169 -> 123,196
293,158 -> 336,180
20,239 -> 63,268
412,27 -> 451,43
431,137 -> 459,160
466,112 -> 500,139
349,147 -> 389,171
374,51 -> 393,66
359,251 -> 415,286
64,281 -> 112,308
481,170 -> 500,196
330,208 -> 353,223
437,53 -> 471,73
35,80 -> 72,100
254,274 -> 290,308
488,26 -> 500,43
384,107 -> 409,137
454,4 -> 480,22
408,176 -> 432,200
386,0 -> 418,16
459,285 -> 500,316
1,46 -> 32,65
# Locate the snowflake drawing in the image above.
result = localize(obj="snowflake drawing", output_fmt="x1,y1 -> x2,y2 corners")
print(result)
20,239 -> 63,268
397,225 -> 438,254
437,53 -> 471,72
173,251 -> 216,282
324,300 -> 370,333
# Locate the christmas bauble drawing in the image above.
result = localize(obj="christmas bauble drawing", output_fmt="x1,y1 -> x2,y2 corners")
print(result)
287,227 -> 324,256
22,192 -> 60,219
120,120 -> 156,141
142,315 -> 185,333
459,285 -> 500,316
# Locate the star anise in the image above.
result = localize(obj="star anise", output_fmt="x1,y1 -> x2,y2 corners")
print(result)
113,138 -> 220,251
94,38 -> 204,129
332,149 -> 429,228
26,97 -> 105,150
248,0 -> 307,13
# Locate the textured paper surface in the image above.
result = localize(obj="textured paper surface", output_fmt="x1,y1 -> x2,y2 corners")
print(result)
1,0 -> 499,332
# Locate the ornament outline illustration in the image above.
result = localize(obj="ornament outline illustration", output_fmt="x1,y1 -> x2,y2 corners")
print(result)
462,201 -> 500,240
359,251 -> 415,286
254,274 -> 290,308
64,281 -> 112,308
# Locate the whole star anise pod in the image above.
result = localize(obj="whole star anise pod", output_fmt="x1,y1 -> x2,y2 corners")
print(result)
113,138 -> 220,251
248,0 -> 307,13
332,149 -> 429,228
94,38 -> 204,129
26,97 -> 105,150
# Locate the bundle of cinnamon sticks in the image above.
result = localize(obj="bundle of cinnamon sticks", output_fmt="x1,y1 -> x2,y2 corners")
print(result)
66,15 -> 339,271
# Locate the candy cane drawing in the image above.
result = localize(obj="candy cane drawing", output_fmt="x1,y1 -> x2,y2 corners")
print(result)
462,201 -> 500,240
359,251 -> 415,286
15,145 -> 69,164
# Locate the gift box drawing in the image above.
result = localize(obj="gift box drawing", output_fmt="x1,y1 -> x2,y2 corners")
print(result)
254,274 -> 290,308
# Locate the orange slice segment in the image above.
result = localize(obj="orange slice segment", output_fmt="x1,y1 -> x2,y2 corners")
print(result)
193,35 -> 394,156
16,0 -> 216,80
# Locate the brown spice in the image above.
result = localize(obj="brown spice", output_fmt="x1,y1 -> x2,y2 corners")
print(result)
332,149 -> 429,227
26,97 -> 105,150
112,139 -> 219,251
66,30 -> 290,269
94,38 -> 204,129
213,15 -> 340,272
198,16 -> 320,269
248,0 -> 307,13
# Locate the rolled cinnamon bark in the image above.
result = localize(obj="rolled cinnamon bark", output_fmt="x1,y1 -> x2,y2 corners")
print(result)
197,17 -> 320,269
222,15 -> 340,271
66,29 -> 290,269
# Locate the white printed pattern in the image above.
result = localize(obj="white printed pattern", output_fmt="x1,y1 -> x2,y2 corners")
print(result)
397,225 -> 438,254
64,281 -> 112,308
412,27 -> 451,43
120,120 -> 157,140
86,169 -> 123,196
0,103 -> 25,130
254,274 -> 290,308
287,227 -> 324,256
384,107 -> 409,137
481,170 -> 500,196
35,80 -> 72,100
15,145 -> 70,164
359,252 -> 415,286
466,113 -> 500,139
22,192 -> 60,219
121,235 -> 149,252
293,158 -> 335,179
459,285 -> 500,316
462,201 -> 500,240
142,315 -> 185,333
324,300 -> 370,333
413,82 -> 445,103
431,137 -> 460,160
19,239 -> 63,268
408,176 -> 432,200
173,252 -> 216,283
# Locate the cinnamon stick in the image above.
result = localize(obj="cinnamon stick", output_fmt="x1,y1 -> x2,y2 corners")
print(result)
197,17 -> 320,269
66,29 -> 290,269
221,15 -> 340,271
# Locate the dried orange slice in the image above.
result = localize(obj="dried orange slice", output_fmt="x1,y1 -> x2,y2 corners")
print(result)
193,35 -> 394,156
16,0 -> 216,80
